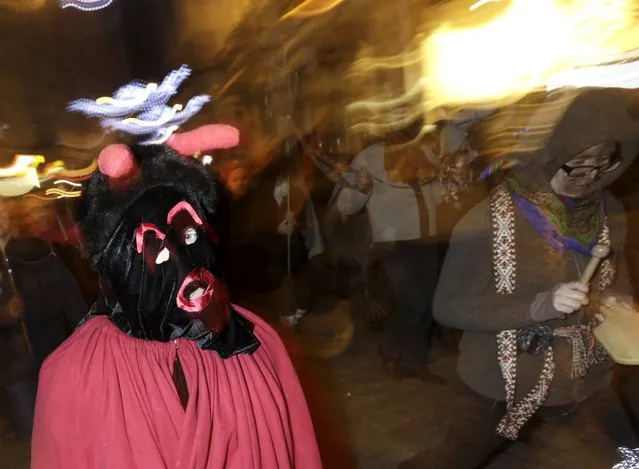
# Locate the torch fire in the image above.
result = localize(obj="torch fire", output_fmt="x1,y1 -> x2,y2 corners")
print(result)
423,0 -> 639,108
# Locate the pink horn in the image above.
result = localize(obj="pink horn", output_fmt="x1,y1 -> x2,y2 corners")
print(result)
98,144 -> 140,191
98,144 -> 138,180
166,124 -> 240,157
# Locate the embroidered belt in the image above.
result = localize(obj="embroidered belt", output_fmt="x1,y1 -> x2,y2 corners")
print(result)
495,322 -> 607,440
489,184 -> 614,440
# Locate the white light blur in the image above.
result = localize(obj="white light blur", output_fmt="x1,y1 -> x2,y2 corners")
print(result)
546,59 -> 639,91
54,179 -> 83,188
59,0 -> 114,11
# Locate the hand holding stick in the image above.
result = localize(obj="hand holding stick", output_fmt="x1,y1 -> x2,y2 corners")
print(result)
551,244 -> 609,319
580,244 -> 610,285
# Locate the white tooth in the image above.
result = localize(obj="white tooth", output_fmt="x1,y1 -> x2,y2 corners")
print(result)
155,248 -> 170,265
189,287 -> 205,301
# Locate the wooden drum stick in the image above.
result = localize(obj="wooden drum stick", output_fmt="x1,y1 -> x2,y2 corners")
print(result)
580,244 -> 610,285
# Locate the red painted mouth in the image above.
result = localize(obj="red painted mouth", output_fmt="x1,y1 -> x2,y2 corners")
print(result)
176,268 -> 216,313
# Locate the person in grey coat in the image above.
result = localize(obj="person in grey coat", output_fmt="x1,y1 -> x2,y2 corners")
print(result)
400,88 -> 639,468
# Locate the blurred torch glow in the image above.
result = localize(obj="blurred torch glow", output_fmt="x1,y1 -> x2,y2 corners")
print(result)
0,0 -> 46,12
0,155 -> 45,177
280,0 -> 346,20
423,0 -> 639,108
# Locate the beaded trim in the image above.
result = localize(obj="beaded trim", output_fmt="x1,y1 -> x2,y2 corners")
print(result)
490,185 -> 517,294
490,184 -> 614,295
598,220 -> 615,291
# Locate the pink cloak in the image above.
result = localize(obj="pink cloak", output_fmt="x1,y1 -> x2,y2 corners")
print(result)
31,305 -> 322,469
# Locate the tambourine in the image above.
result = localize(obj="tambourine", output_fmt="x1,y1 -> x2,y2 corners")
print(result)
581,244 -> 639,365
594,302 -> 639,365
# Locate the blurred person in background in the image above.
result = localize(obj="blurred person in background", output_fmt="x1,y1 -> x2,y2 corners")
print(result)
0,200 -> 35,440
335,133 -> 446,384
220,158 -> 251,200
4,198 -> 86,368
0,196 -> 87,439
218,157 -> 252,281
225,139 -> 321,327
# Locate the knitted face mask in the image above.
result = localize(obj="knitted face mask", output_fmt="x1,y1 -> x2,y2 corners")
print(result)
101,187 -> 229,339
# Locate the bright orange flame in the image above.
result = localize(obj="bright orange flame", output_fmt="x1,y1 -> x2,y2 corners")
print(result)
424,0 -> 639,107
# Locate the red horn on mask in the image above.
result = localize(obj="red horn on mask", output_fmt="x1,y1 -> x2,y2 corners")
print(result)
98,144 -> 139,186
165,124 -> 240,157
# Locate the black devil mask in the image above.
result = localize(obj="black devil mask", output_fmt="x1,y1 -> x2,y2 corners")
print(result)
77,126 -> 259,358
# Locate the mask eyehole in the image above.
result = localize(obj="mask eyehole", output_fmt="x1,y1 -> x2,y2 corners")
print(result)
184,227 -> 198,245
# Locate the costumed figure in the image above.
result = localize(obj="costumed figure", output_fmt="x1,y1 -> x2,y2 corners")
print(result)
30,123 -> 322,468
399,87 -> 639,469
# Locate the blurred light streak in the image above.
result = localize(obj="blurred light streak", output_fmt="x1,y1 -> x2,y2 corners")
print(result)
54,179 -> 82,188
69,66 -> 209,146
469,0 -> 501,12
348,109 -> 434,135
346,78 -> 428,113
470,92 -> 588,177
45,188 -> 82,198
214,67 -> 246,99
349,49 -> 423,75
123,104 -> 183,127
546,58 -> 639,90
57,132 -> 108,151
0,155 -> 45,178
346,39 -> 430,141
143,125 -> 179,145
59,0 -> 113,11
424,0 -> 639,108
38,165 -> 65,183
0,156 -> 93,197
96,84 -> 157,107
0,169 -> 40,197
280,0 -> 346,21
25,193 -> 81,200
55,159 -> 97,179
0,0 -> 46,12
69,65 -> 191,119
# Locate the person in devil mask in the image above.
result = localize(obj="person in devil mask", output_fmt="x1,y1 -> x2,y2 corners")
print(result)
399,88 -> 639,469
31,125 -> 322,469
